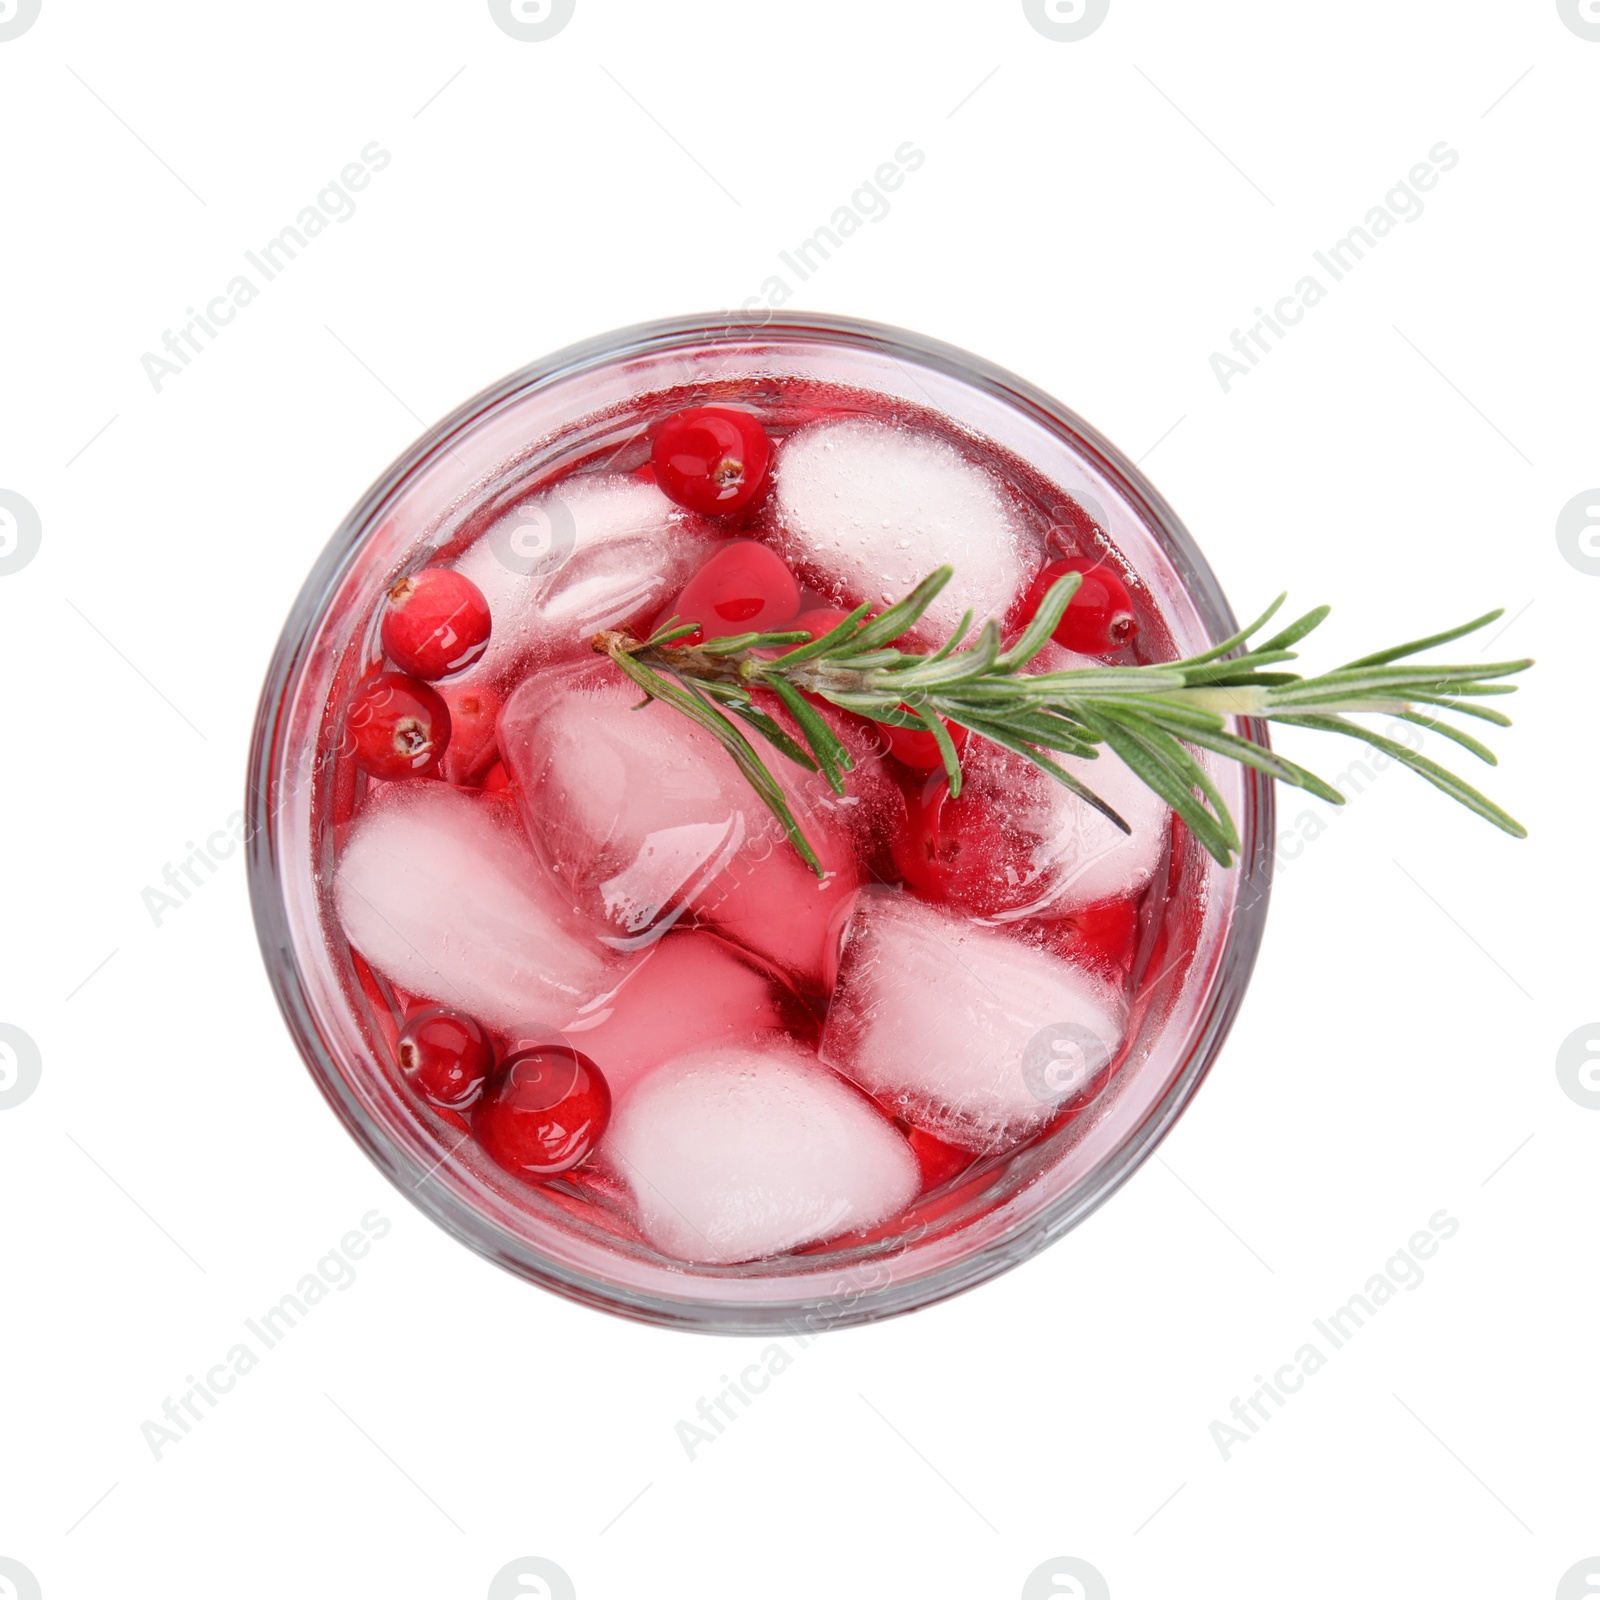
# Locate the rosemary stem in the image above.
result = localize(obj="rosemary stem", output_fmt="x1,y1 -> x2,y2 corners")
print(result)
591,569 -> 1529,874
1169,686 -> 1270,716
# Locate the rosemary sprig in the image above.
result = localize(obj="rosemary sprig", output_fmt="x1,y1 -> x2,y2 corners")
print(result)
592,567 -> 1531,874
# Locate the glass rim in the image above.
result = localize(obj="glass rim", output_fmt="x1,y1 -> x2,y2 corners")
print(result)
246,310 -> 1275,1335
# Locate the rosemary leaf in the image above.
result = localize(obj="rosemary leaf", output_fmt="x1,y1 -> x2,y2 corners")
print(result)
765,676 -> 854,796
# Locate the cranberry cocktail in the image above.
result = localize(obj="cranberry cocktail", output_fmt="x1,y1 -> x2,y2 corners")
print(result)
251,318 -> 1273,1328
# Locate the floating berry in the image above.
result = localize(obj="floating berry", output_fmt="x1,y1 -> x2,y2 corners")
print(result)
651,406 -> 772,515
346,671 -> 452,779
791,606 -> 856,642
892,771 -> 1031,908
480,760 -> 512,794
397,1007 -> 494,1109
883,710 -> 968,771
440,682 -> 501,786
381,568 -> 492,680
663,540 -> 801,642
1023,557 -> 1137,656
473,1045 -> 611,1179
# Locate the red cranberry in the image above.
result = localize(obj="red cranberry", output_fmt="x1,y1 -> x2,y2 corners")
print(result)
481,760 -> 512,794
397,1007 -> 494,1108
440,682 -> 501,785
883,711 -> 969,771
651,406 -> 772,515
891,772 -> 1032,908
346,671 -> 452,779
791,606 -> 856,642
473,1046 -> 611,1179
1023,557 -> 1137,655
661,540 -> 801,642
381,568 -> 492,680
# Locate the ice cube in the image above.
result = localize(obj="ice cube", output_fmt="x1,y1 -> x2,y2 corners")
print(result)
333,782 -> 622,1033
499,661 -> 865,989
451,474 -> 705,684
772,417 -> 1028,640
980,642 -> 1171,916
821,889 -> 1129,1152
563,930 -> 804,1099
602,1041 -> 919,1264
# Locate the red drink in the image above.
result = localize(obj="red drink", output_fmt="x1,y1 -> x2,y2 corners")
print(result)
250,318 -> 1270,1330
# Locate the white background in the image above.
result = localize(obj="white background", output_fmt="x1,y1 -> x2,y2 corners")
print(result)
2,2 -> 1595,1597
